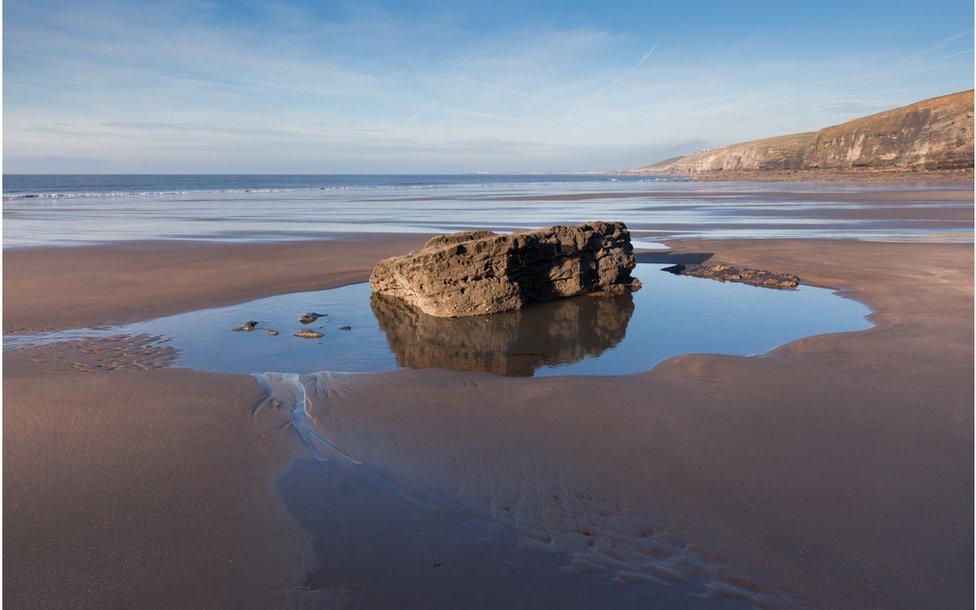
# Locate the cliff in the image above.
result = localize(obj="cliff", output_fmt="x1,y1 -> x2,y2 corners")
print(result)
627,90 -> 974,178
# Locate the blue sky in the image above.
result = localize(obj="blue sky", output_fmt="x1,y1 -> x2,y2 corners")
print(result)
4,0 -> 973,173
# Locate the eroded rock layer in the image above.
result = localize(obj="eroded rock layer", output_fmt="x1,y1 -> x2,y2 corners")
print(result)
628,90 -> 974,176
369,221 -> 640,317
662,263 -> 800,289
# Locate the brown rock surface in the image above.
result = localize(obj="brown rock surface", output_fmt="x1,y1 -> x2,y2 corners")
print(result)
662,263 -> 800,289
627,90 -> 974,176
293,330 -> 324,339
369,221 -> 641,317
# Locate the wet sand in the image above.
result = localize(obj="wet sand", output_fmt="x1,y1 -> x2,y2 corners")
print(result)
3,234 -> 429,333
629,169 -> 975,184
261,239 -> 973,608
470,188 -> 976,239
484,188 -> 974,202
6,182 -> 971,248
3,345 -> 313,607
4,231 -> 973,607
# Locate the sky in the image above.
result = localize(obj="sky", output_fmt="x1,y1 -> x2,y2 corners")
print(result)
3,0 -> 974,173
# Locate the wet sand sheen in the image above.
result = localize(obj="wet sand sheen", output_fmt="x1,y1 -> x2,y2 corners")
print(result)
4,181 -> 972,248
3,234 -> 973,608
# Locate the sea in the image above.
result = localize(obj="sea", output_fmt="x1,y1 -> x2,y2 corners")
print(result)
3,174 -> 971,247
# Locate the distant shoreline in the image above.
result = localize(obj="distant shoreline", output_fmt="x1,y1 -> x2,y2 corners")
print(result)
617,168 -> 975,184
624,90 -> 974,181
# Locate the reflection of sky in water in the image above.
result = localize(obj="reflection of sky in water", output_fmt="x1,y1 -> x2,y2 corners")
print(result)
4,178 -> 971,247
5,264 -> 873,377
649,228 -> 975,242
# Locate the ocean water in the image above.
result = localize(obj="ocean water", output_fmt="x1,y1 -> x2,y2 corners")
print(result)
5,264 -> 873,377
3,174 -> 971,247
2,173 -> 681,198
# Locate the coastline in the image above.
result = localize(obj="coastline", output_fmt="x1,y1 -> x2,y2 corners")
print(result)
4,1 -> 973,606
484,187 -> 974,204
5,181 -> 972,250
4,222 -> 973,606
622,169 -> 975,184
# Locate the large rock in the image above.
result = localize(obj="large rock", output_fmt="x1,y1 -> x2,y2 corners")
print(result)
369,221 -> 641,317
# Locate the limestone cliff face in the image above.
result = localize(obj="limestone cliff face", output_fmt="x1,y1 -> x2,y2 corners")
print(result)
628,90 -> 973,175
803,91 -> 973,170
641,133 -> 816,173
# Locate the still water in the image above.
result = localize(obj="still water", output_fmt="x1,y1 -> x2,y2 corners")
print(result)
5,264 -> 872,377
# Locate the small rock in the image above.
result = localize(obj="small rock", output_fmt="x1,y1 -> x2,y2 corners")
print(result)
266,329 -> 280,336
662,263 -> 799,289
294,330 -> 325,339
338,325 -> 352,330
299,312 -> 326,324
232,320 -> 259,332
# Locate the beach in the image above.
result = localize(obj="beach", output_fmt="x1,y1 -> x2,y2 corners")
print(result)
5,178 -> 973,247
681,169 -> 975,183
5,0 -> 974,605
3,181 -> 972,608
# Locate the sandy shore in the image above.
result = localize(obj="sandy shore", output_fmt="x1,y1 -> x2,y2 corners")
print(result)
3,234 -> 429,333
486,188 -> 975,229
4,349 -> 311,607
4,230 -> 973,607
620,169 -> 975,184
486,188 -> 974,202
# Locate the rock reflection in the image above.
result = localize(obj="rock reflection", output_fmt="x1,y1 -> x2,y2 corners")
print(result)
370,292 -> 635,376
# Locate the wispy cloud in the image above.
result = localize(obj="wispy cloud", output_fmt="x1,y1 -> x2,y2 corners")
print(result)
440,73 -> 558,105
936,48 -> 974,61
915,29 -> 973,55
816,100 -> 898,114
4,0 -> 973,172
407,103 -> 439,122
592,41 -> 659,99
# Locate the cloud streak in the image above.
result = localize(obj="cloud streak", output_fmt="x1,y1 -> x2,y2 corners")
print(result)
936,48 -> 974,61
592,40 -> 660,99
3,1 -> 973,172
915,29 -> 973,55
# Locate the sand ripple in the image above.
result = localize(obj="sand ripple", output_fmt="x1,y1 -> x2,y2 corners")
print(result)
258,370 -> 789,607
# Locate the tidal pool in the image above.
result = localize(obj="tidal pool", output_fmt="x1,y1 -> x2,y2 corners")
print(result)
5,263 -> 873,376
